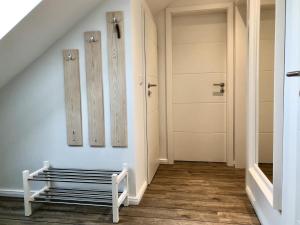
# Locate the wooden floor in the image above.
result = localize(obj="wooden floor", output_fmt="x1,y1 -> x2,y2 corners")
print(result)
258,163 -> 273,182
0,162 -> 260,225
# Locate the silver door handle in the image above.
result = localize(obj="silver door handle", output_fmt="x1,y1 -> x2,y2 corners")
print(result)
148,83 -> 158,88
287,71 -> 300,77
213,82 -> 225,94
213,82 -> 225,87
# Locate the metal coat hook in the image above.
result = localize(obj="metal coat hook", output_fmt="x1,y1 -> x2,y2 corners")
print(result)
88,35 -> 97,43
112,17 -> 121,39
66,51 -> 76,61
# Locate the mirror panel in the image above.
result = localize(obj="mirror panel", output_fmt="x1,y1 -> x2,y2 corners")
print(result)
256,2 -> 275,183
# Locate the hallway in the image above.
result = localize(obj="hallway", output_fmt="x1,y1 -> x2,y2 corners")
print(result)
0,162 -> 259,225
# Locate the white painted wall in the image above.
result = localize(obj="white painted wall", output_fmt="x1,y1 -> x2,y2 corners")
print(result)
0,0 -> 149,200
156,0 -> 248,167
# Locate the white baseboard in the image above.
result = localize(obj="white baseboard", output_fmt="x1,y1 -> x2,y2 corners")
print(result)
246,186 -> 270,225
246,186 -> 256,203
128,181 -> 147,205
0,189 -> 24,198
159,158 -> 169,164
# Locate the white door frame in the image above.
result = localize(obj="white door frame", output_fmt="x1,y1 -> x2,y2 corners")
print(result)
141,5 -> 149,184
246,0 -> 285,210
165,3 -> 235,165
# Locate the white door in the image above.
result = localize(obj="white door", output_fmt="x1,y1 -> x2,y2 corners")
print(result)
172,12 -> 227,162
144,10 -> 160,183
285,0 -> 300,223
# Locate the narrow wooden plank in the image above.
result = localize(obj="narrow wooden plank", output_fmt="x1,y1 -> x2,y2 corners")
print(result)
106,11 -> 128,147
84,31 -> 105,147
63,49 -> 83,146
121,206 -> 260,224
139,197 -> 255,214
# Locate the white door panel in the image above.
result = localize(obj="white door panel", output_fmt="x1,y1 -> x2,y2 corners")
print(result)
174,132 -> 226,162
147,109 -> 159,180
172,12 -> 227,162
285,0 -> 300,221
172,12 -> 227,44
173,43 -> 227,74
146,42 -> 158,76
173,74 -> 226,103
144,10 -> 159,183
173,103 -> 226,133
147,76 -> 159,110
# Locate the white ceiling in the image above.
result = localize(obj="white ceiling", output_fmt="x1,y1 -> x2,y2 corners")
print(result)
146,0 -> 176,15
0,0 -> 102,89
0,0 -> 42,39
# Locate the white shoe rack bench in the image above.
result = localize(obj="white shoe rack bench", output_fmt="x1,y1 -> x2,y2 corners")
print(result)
22,161 -> 129,223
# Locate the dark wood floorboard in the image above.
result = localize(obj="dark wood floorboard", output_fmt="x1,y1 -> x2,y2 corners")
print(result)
258,163 -> 273,182
0,162 -> 260,225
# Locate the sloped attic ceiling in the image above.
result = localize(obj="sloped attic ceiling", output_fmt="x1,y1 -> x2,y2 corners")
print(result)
145,0 -> 176,15
0,0 -> 103,89
0,0 -> 42,39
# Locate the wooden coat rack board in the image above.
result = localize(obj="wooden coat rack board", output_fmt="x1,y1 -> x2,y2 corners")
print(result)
107,11 -> 128,147
84,31 -> 105,147
63,49 -> 83,146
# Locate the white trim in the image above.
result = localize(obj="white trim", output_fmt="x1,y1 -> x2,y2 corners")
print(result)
141,5 -> 149,185
247,0 -> 285,211
165,3 -> 235,165
159,158 -> 169,164
166,8 -> 173,164
246,186 -> 271,225
128,181 -> 147,205
247,0 -> 276,208
0,189 -> 24,197
246,186 -> 256,203
249,166 -> 273,206
226,4 -> 235,166
272,0 -> 285,210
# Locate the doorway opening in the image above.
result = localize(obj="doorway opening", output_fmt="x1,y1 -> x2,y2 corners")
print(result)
166,3 -> 234,165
